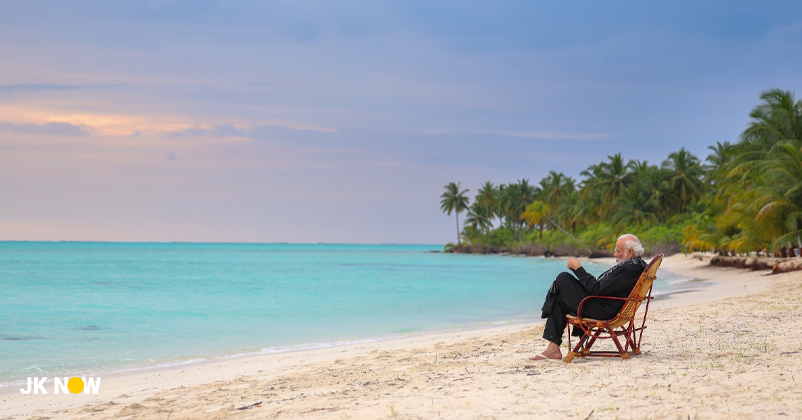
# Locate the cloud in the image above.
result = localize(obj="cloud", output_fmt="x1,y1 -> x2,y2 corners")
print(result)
163,124 -> 246,138
0,121 -> 91,136
0,83 -> 125,92
166,151 -> 178,160
164,123 -> 336,139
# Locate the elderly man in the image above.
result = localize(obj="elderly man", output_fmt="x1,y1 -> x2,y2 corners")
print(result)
531,234 -> 647,361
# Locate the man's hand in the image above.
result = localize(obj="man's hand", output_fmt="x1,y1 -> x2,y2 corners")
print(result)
567,258 -> 582,271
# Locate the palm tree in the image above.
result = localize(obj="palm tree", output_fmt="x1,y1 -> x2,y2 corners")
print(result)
719,188 -> 774,254
474,181 -> 498,235
498,180 -> 538,240
705,141 -> 735,177
579,163 -> 606,224
464,203 -> 492,242
630,159 -> 651,176
558,191 -> 582,234
521,200 -> 550,240
741,89 -> 802,150
682,89 -> 802,255
440,182 -> 470,245
539,171 -> 576,226
704,141 -> 737,207
612,186 -> 658,228
636,164 -> 674,222
515,179 -> 539,212
662,148 -> 703,214
726,89 -> 802,189
579,154 -> 635,222
598,153 -> 635,217
682,218 -> 712,253
750,140 -> 802,249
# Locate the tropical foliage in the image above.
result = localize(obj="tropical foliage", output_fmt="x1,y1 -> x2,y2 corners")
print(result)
440,88 -> 802,257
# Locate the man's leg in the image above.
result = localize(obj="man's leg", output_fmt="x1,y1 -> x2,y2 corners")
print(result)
534,272 -> 589,360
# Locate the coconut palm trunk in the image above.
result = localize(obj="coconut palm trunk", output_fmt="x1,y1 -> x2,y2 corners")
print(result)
485,204 -> 491,241
455,212 -> 461,244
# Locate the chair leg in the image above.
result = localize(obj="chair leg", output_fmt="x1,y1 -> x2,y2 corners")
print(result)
567,333 -> 587,362
563,323 -> 648,361
625,323 -> 646,355
627,331 -> 640,354
625,335 -> 635,353
608,328 -> 629,359
566,323 -> 573,354
623,324 -> 636,353
564,324 -> 577,363
633,325 -> 647,354
584,330 -> 601,355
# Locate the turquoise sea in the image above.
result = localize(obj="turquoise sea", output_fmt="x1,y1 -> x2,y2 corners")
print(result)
0,242 -> 686,385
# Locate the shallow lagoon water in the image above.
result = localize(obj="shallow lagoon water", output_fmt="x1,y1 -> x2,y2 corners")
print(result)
0,242 -> 683,383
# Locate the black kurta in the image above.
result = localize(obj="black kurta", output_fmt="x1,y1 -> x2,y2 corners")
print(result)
540,257 -> 646,345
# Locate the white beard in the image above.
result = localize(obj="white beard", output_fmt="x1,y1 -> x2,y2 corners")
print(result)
615,253 -> 632,263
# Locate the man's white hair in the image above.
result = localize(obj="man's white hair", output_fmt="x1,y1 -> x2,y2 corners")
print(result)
617,234 -> 644,257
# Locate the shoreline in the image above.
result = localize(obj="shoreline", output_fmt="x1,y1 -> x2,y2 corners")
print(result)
0,318 -> 545,392
2,254 -> 797,419
0,255 -> 671,390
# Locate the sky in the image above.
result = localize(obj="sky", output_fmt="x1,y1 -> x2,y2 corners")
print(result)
0,0 -> 801,244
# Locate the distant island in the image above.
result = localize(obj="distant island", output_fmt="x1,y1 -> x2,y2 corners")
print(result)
440,88 -> 802,260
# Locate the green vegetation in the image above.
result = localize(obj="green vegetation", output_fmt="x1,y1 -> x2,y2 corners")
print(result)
440,88 -> 802,257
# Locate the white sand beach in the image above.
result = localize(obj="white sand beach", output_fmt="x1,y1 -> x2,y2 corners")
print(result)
2,253 -> 801,419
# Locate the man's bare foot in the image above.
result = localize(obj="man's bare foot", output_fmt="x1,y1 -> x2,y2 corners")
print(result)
528,342 -> 562,361
528,352 -> 561,361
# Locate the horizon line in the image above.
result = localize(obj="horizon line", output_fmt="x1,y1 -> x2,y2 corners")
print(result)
0,240 -> 446,246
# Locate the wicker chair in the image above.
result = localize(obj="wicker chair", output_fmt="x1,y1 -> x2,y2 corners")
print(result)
563,254 -> 663,363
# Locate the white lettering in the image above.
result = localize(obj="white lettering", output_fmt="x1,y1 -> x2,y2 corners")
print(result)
33,377 -> 47,394
84,377 -> 101,394
20,377 -> 32,394
54,377 -> 68,394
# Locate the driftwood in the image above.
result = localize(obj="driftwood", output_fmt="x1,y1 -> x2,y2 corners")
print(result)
300,407 -> 340,414
710,255 -> 801,273
773,259 -> 802,274
236,401 -> 262,410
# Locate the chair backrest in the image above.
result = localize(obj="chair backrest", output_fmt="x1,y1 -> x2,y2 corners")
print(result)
606,254 -> 663,328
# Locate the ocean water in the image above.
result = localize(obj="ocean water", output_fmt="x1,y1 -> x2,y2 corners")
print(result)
0,242 -> 683,384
